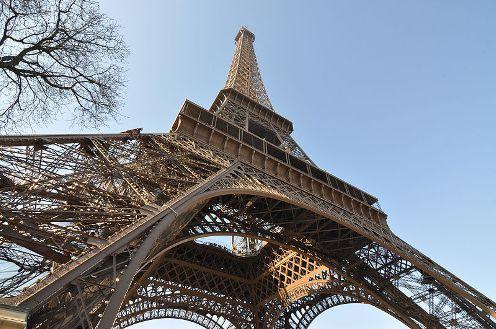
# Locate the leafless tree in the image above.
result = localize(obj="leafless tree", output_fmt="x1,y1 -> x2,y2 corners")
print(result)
0,0 -> 128,132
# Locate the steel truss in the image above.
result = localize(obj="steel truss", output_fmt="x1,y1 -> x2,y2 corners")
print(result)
0,27 -> 494,329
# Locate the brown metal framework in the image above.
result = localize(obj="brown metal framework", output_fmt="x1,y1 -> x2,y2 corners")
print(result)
0,27 -> 494,329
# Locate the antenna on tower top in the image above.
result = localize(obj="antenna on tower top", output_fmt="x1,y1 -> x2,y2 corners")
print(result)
224,27 -> 273,110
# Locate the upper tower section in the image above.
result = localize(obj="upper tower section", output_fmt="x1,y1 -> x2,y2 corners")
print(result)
224,27 -> 273,110
173,27 -> 382,212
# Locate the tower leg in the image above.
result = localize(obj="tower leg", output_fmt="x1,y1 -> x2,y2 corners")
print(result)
97,165 -> 235,329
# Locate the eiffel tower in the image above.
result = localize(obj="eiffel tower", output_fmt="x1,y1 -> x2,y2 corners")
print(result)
0,27 -> 494,329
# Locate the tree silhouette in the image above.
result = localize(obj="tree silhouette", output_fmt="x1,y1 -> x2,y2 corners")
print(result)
0,0 -> 128,132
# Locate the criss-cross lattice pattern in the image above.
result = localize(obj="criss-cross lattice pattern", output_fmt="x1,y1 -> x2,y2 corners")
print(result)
225,27 -> 273,110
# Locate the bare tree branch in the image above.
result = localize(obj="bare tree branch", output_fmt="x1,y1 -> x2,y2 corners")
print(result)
0,0 -> 128,132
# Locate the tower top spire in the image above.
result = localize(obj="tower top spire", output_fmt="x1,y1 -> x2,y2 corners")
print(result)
235,26 -> 255,42
224,27 -> 273,110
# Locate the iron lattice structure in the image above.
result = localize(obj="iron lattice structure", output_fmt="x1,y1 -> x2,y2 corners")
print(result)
0,27 -> 494,329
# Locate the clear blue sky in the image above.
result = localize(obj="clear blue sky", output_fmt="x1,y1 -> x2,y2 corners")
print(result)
39,0 -> 496,328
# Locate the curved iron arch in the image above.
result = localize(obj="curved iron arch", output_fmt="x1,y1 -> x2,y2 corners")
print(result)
97,163 -> 494,328
116,307 -> 232,329
278,293 -> 413,329
107,224 -> 418,325
115,281 -> 251,329
269,287 -> 411,328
